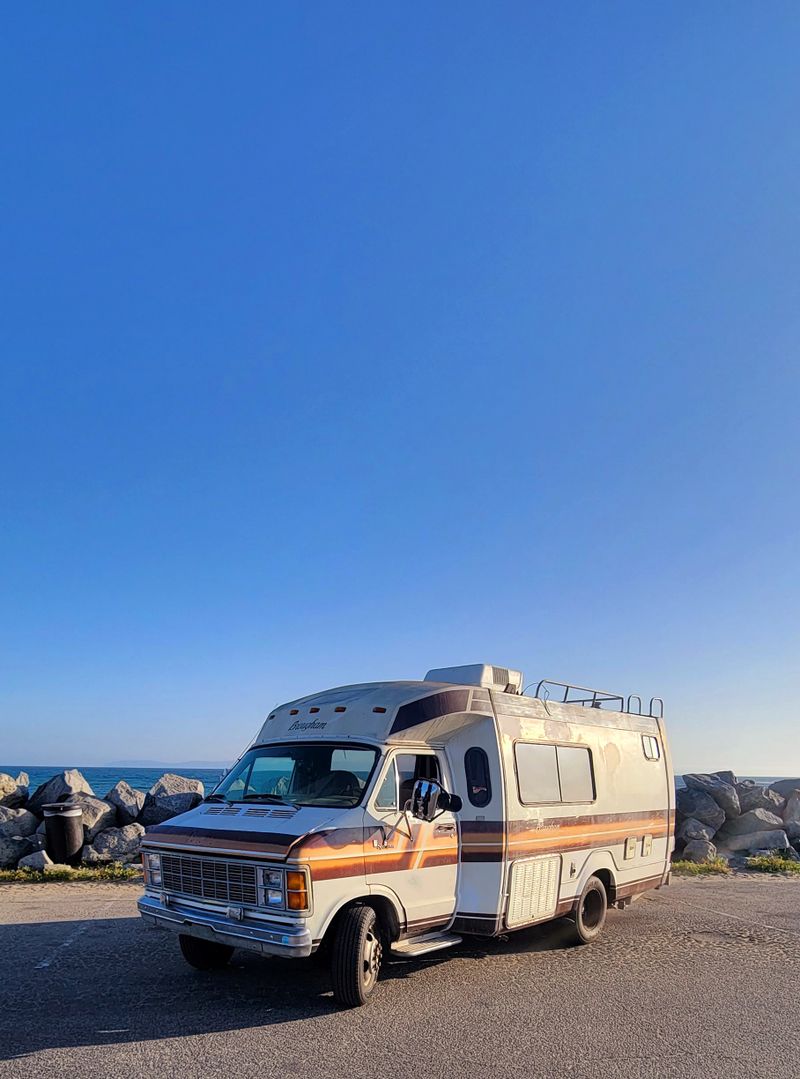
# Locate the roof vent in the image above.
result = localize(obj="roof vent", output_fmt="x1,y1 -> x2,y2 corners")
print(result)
424,664 -> 523,694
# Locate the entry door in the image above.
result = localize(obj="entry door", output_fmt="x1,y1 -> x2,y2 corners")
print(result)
364,750 -> 458,931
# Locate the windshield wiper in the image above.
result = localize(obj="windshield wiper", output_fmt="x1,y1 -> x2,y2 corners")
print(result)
240,793 -> 298,808
204,793 -> 227,803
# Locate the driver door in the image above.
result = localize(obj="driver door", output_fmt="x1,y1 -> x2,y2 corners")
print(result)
364,751 -> 458,931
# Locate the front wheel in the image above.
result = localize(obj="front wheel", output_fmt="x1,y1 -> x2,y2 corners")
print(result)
330,904 -> 383,1007
567,875 -> 608,944
178,933 -> 234,970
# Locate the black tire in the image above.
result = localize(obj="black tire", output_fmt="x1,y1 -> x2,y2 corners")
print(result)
330,904 -> 383,1007
178,933 -> 234,970
567,876 -> 608,944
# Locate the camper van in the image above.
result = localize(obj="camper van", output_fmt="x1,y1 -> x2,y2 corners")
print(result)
138,664 -> 674,1006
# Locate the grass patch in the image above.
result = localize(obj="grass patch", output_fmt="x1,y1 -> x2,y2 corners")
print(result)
671,856 -> 731,876
0,862 -> 141,884
745,852 -> 800,874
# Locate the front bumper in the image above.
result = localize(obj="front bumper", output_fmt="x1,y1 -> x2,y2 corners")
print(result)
137,893 -> 313,958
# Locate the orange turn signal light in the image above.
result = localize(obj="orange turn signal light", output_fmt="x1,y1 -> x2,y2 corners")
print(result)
286,871 -> 309,911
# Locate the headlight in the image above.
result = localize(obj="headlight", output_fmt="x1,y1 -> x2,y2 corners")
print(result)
257,867 -> 310,912
258,866 -> 285,908
144,852 -> 162,887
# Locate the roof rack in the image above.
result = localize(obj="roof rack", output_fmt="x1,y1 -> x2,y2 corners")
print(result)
530,679 -> 664,718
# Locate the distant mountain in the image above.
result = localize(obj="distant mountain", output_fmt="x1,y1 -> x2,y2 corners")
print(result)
105,759 -> 231,769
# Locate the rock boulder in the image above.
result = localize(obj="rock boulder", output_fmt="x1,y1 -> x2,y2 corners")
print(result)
17,849 -> 53,871
139,791 -> 203,826
782,790 -> 800,840
139,774 -> 203,826
736,780 -> 785,815
148,773 -> 204,799
683,773 -> 740,818
65,793 -> 117,842
712,770 -> 737,787
767,779 -> 800,800
675,787 -> 725,830
0,772 -> 29,808
28,770 -> 95,814
681,839 -> 717,863
718,828 -> 790,853
89,823 -> 145,863
0,806 -> 39,839
0,835 -> 33,868
105,780 -> 145,826
718,808 -> 784,838
676,817 -> 717,844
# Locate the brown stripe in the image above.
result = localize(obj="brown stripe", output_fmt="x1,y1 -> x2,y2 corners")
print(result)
310,846 -> 459,881
461,818 -> 671,861
461,808 -> 671,838
141,833 -> 291,857
146,824 -> 301,847
390,689 -> 471,734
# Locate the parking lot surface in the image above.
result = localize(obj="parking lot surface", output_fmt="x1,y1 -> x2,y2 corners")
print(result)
2,875 -> 799,1078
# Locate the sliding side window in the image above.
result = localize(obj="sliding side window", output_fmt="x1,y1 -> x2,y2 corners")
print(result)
515,743 -> 560,803
515,743 -> 595,804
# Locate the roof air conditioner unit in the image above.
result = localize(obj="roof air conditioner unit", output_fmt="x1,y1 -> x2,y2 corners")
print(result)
424,664 -> 524,695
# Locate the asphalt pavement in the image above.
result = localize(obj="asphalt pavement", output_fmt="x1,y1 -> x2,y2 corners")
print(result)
2,875 -> 799,1078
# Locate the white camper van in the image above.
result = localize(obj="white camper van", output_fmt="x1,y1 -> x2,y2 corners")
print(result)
138,664 -> 674,1006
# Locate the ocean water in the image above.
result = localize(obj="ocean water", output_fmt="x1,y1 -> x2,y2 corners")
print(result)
1,766 -> 227,798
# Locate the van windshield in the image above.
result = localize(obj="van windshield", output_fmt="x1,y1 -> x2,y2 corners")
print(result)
212,743 -> 379,808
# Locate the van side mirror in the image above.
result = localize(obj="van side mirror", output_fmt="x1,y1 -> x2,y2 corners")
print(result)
410,778 -> 462,821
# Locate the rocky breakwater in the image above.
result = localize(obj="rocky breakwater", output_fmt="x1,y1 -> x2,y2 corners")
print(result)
675,771 -> 800,864
0,769 -> 204,871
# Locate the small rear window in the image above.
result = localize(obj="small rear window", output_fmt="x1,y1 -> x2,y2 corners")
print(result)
642,735 -> 661,761
464,747 -> 491,807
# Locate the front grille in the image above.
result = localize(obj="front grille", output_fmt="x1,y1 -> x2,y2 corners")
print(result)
160,853 -> 258,906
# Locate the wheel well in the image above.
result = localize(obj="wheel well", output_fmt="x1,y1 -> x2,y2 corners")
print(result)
591,868 -> 616,905
324,896 -> 401,949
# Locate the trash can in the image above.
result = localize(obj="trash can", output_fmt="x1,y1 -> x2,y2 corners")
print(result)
43,803 -> 84,866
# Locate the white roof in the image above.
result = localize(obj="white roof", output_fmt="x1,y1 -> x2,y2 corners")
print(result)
254,680 -> 479,746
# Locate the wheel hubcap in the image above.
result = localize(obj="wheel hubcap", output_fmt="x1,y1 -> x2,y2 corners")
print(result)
362,929 -> 382,988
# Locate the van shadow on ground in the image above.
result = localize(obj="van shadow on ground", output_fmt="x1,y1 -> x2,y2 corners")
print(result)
1,914 -> 582,1059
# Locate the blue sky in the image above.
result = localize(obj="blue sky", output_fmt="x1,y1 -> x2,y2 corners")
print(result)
1,5 -> 798,774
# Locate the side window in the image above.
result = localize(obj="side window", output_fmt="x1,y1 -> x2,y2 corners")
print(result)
515,743 -> 560,803
464,747 -> 492,807
396,753 -> 440,808
515,743 -> 595,804
374,760 -> 398,810
642,735 -> 661,761
556,746 -> 595,802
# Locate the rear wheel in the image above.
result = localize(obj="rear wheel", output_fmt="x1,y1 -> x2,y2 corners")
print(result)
567,876 -> 608,944
330,904 -> 383,1007
178,933 -> 234,970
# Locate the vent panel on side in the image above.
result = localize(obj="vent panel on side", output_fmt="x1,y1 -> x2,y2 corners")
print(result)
506,854 -> 562,927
